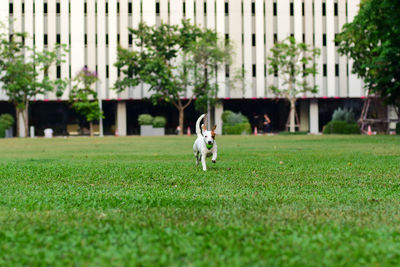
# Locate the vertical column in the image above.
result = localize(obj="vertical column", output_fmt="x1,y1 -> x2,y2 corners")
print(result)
87,0 -> 96,71
304,0 -> 314,97
108,0 -> 118,99
214,102 -> 223,135
326,0 -> 336,96
47,0 -> 57,99
229,0 -> 242,98
348,0 -> 362,97
117,101 -> 127,136
0,1 -> 9,100
293,0 -> 303,97
338,0 -> 347,97
265,0 -> 274,97
196,0 -> 204,27
255,0 -> 264,98
309,99 -> 319,133
388,106 -> 399,132
131,0 -> 141,99
243,0 -> 252,98
160,0 -> 168,23
142,0 -> 156,98
97,0 -> 107,100
119,0 -> 129,98
277,0 -> 290,40
206,0 -> 215,28
170,0 -> 183,25
60,0 -> 70,100
299,101 -> 309,132
186,0 -> 195,22
34,0 -> 44,100
70,1 -> 85,87
314,0 -> 323,97
216,0 -> 225,98
13,0 -> 22,33
25,0 -> 34,65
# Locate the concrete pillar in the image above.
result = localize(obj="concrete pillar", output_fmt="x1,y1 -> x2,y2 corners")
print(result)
299,101 -> 309,132
18,111 -> 26,137
388,105 -> 399,132
309,99 -> 319,134
117,102 -> 127,136
214,103 -> 223,135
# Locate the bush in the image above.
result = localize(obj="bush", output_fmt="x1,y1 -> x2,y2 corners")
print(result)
152,116 -> 166,128
224,122 -> 252,135
332,108 -> 356,123
222,110 -> 251,135
0,114 -> 14,138
323,121 -> 360,134
396,122 -> 400,135
138,114 -> 153,125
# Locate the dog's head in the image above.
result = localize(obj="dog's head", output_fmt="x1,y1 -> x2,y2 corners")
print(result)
202,124 -> 217,147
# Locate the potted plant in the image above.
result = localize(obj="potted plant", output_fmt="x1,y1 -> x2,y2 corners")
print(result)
152,116 -> 167,136
0,114 -> 15,138
138,114 -> 154,136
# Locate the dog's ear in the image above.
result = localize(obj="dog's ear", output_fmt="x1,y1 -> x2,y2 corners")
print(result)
211,125 -> 217,132
202,124 -> 206,132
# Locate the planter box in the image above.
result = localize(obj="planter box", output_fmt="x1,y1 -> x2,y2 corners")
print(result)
5,127 -> 13,138
140,125 -> 165,136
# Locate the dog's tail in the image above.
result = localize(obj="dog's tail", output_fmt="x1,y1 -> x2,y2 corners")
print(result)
196,114 -> 206,137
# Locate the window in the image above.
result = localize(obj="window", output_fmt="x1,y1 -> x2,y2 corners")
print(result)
56,34 -> 60,44
322,3 -> 326,16
85,34 -> 87,45
225,34 -> 229,45
95,34 -> 97,45
323,34 -> 326,46
225,65 -> 229,78
129,34 -> 132,45
335,64 -> 339,77
252,65 -> 256,77
128,2 -> 132,14
117,2 -> 120,13
273,2 -> 277,16
106,34 -> 109,45
117,34 -> 120,44
57,65 -> 61,79
105,2 -> 108,14
302,2 -> 304,16
9,3 -> 13,14
252,34 -> 255,46
252,2 -> 255,15
84,2 -> 87,14
225,2 -> 228,15
56,3 -> 60,13
44,3 -> 48,14
106,65 -> 109,78
156,2 -> 160,14
22,3 -> 24,13
9,34 -> 13,42
335,33 -> 339,46
274,34 -> 277,43
303,34 -> 305,43
204,2 -> 207,14
44,34 -> 48,45
334,3 -> 338,16
290,2 -> 294,16
183,2 -> 186,15
264,64 -> 267,77
323,64 -> 327,76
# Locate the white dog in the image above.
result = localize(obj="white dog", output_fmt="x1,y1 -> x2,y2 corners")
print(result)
193,114 -> 217,171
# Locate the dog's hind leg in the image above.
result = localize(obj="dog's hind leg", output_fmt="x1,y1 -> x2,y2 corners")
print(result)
195,152 -> 200,166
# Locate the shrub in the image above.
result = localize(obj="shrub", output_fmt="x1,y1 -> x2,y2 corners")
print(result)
152,116 -> 167,128
332,108 -> 356,123
0,114 -> 14,138
323,121 -> 360,134
138,114 -> 153,125
396,122 -> 400,135
221,110 -> 251,135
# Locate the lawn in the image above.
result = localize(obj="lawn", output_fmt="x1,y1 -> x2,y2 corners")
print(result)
0,135 -> 400,266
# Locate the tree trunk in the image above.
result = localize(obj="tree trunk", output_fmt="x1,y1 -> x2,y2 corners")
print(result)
16,105 -> 29,137
289,99 -> 296,133
178,108 -> 184,136
89,121 -> 93,137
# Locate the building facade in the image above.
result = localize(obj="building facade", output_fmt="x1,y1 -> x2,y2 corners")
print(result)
0,0 -> 365,136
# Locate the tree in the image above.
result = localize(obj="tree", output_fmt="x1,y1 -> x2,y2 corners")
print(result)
336,0 -> 400,117
69,67 -> 102,137
0,27 -> 67,137
268,36 -> 320,132
114,20 -> 235,134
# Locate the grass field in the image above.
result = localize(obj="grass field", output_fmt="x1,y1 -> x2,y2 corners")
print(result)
0,135 -> 400,266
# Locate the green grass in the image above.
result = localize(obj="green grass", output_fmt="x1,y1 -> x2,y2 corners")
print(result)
0,135 -> 400,266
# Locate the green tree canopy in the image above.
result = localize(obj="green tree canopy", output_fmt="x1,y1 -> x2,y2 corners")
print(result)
336,0 -> 400,116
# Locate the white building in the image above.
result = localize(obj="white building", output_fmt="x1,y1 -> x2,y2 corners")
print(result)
0,0 -> 366,136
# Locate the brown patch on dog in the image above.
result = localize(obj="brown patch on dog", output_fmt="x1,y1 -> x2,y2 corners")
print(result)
202,124 -> 207,132
211,125 -> 217,139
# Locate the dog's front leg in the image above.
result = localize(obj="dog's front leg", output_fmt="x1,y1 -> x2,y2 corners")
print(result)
212,147 -> 217,163
201,153 -> 207,171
